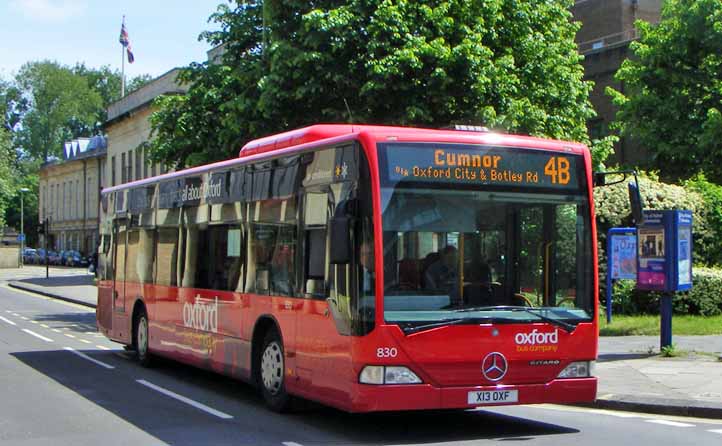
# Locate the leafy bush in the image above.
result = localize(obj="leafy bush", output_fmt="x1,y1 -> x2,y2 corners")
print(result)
684,173 -> 722,265
594,173 -> 708,296
607,268 -> 722,316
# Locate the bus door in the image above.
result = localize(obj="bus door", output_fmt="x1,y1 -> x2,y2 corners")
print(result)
111,219 -> 131,342
295,162 -> 355,402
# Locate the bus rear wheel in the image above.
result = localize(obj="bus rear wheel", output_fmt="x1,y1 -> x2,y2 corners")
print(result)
133,308 -> 152,367
258,329 -> 291,412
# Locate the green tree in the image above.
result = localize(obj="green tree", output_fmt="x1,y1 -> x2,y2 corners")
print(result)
0,77 -> 28,133
14,60 -> 103,161
72,63 -> 154,113
608,0 -> 722,181
0,130 -> 16,230
150,0 -> 610,169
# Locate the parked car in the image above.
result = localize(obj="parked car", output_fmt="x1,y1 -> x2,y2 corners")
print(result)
63,250 -> 88,267
22,248 -> 38,264
35,248 -> 46,264
47,251 -> 61,265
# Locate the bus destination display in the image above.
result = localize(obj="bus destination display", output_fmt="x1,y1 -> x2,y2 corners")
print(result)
383,144 -> 582,190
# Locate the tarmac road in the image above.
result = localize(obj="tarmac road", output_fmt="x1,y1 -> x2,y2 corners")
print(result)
2,283 -> 722,446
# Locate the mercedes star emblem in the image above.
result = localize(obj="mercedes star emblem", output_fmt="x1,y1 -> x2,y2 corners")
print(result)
482,352 -> 508,382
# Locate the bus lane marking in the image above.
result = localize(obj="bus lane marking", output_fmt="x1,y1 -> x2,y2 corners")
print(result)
136,379 -> 234,420
22,329 -> 54,342
645,419 -> 694,428
0,316 -> 17,326
63,347 -> 115,369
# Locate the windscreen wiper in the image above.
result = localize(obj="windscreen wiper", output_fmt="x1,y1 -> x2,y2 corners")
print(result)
402,318 -> 480,335
453,305 -> 577,333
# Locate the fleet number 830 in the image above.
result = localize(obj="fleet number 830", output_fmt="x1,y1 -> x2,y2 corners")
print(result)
377,347 -> 398,358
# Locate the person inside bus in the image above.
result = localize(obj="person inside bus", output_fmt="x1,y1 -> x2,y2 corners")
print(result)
423,245 -> 459,291
359,241 -> 375,295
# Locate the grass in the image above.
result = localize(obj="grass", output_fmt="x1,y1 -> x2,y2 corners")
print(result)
599,314 -> 722,336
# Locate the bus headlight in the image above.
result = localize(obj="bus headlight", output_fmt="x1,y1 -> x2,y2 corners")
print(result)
359,366 -> 422,384
557,361 -> 594,378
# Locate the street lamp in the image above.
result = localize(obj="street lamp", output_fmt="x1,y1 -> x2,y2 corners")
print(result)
19,187 -> 29,267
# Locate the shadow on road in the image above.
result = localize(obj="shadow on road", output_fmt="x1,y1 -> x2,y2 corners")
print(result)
16,275 -> 94,288
10,344 -> 579,445
597,353 -> 657,362
31,312 -> 98,334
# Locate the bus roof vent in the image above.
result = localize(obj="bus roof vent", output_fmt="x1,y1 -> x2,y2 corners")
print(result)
239,125 -> 355,157
452,124 -> 489,132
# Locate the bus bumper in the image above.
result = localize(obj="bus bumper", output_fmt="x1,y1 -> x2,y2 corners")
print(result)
351,377 -> 597,412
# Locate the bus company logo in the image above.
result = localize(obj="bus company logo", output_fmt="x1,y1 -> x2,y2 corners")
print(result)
482,352 -> 508,382
514,329 -> 559,352
183,295 -> 219,333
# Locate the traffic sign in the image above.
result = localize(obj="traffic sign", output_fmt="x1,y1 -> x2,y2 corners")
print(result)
17,233 -> 25,242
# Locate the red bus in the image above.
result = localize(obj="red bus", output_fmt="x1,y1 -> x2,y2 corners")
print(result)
97,124 -> 598,412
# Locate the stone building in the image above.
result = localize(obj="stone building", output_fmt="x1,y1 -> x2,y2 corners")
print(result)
38,135 -> 106,254
103,68 -> 188,189
571,0 -> 662,165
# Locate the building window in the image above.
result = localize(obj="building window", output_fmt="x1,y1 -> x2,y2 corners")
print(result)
136,147 -> 142,180
128,150 -> 133,183
111,156 -> 116,187
142,148 -> 148,179
121,153 -> 126,183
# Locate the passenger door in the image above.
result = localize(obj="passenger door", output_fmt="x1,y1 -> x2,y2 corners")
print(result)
111,220 -> 130,342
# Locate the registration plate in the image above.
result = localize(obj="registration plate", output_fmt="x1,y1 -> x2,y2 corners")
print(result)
467,389 -> 519,405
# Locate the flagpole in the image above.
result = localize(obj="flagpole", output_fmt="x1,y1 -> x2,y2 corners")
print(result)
121,15 -> 126,97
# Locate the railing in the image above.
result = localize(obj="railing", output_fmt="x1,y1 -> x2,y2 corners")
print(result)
578,29 -> 638,54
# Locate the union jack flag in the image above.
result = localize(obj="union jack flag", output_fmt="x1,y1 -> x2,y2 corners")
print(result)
119,20 -> 135,64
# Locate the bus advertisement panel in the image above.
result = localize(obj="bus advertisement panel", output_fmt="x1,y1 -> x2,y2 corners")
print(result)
97,125 -> 597,413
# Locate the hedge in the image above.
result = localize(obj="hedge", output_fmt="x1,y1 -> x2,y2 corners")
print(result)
608,267 -> 722,316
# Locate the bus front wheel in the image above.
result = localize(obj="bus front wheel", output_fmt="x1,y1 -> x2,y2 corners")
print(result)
258,329 -> 291,412
133,307 -> 152,367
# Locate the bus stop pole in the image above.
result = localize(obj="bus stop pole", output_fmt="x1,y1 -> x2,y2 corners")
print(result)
660,292 -> 673,349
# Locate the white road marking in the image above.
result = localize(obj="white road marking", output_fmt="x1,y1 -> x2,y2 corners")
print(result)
78,339 -> 92,344
64,333 -> 76,338
283,442 -> 305,446
645,419 -> 694,427
52,329 -> 61,333
0,316 -> 17,325
40,324 -> 49,328
96,345 -> 110,350
136,379 -> 234,419
12,313 -> 19,317
63,347 -> 115,369
22,329 -> 53,342
709,429 -> 722,434
30,320 -> 38,324
20,316 -> 28,320
5,310 -> 11,313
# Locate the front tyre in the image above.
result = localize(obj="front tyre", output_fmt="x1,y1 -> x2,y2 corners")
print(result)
258,330 -> 291,412
134,308 -> 152,367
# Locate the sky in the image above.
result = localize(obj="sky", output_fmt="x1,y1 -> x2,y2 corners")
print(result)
0,0 -> 223,80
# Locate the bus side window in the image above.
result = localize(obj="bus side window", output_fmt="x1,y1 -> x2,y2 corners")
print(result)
155,227 -> 179,287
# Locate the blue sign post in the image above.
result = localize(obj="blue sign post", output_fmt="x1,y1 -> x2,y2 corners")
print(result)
636,210 -> 693,349
606,228 -> 637,323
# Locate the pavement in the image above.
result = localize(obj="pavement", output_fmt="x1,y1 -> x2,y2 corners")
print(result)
2,266 -> 721,419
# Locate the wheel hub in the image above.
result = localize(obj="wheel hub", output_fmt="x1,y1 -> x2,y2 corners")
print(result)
261,341 -> 283,395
